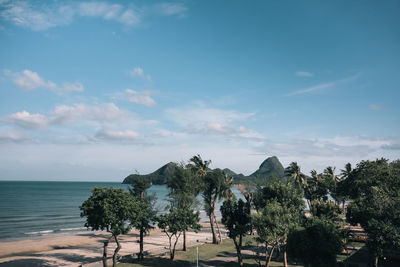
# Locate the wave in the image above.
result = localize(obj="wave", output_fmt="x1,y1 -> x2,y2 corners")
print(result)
60,227 -> 86,231
24,230 -> 54,235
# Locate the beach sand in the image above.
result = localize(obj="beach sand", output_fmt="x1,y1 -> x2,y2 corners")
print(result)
0,223 -> 221,266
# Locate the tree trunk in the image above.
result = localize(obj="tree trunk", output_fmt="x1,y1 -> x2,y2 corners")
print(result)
215,216 -> 222,243
209,212 -> 218,244
102,238 -> 110,267
112,235 -> 121,267
233,238 -> 243,267
266,245 -> 275,267
283,250 -> 288,267
139,227 -> 144,259
171,232 -> 181,261
183,230 -> 187,251
374,256 -> 379,267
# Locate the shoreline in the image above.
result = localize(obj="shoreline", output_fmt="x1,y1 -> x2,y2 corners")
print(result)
0,222 -> 224,266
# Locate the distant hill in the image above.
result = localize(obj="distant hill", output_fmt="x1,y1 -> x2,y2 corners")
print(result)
122,156 -> 286,185
123,162 -> 178,185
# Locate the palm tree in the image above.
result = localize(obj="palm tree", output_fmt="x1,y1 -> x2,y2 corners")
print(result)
337,163 -> 352,211
284,162 -> 307,190
189,154 -> 211,178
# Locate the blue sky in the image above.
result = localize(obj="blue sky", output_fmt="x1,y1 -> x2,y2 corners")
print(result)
0,0 -> 399,181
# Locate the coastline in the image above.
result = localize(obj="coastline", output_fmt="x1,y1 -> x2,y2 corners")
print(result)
0,222 -> 223,266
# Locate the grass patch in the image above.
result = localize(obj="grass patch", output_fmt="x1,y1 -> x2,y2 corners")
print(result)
118,236 -> 304,267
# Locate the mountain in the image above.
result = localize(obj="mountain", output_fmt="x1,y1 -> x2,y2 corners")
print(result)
122,156 -> 286,185
123,162 -> 178,185
249,156 -> 285,182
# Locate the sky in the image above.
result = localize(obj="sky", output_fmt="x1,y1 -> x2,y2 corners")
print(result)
0,0 -> 399,181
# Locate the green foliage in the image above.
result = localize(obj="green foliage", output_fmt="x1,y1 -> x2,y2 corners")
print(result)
253,200 -> 298,245
167,164 -> 201,209
221,197 -> 252,240
80,187 -> 136,236
304,170 -> 330,204
252,181 -> 305,266
253,181 -> 305,213
221,197 -> 251,267
346,158 -> 400,261
128,176 -> 157,260
285,162 -> 307,189
287,217 -> 345,267
309,199 -> 342,222
157,206 -> 201,260
123,156 -> 287,185
129,175 -> 152,198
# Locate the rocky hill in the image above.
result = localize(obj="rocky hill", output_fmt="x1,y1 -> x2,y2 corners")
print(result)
122,156 -> 285,185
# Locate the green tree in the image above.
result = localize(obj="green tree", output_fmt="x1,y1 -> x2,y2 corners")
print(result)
80,187 -> 137,267
346,158 -> 400,267
157,206 -> 201,260
253,201 -> 296,267
128,176 -> 156,260
221,197 -> 252,267
167,163 -> 201,251
189,155 -> 233,244
253,181 -> 304,267
285,162 -> 307,190
287,217 -> 345,267
304,170 -> 330,210
309,199 -> 341,222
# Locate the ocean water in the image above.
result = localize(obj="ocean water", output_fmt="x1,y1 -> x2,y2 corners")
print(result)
0,181 -> 242,241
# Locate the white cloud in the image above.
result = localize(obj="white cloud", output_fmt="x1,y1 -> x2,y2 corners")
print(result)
119,9 -> 140,25
369,104 -> 382,111
0,1 -> 187,31
165,104 -> 262,140
129,67 -> 152,81
13,69 -> 57,90
154,3 -> 188,18
0,111 -> 50,129
125,89 -> 156,106
0,0 -> 73,31
51,103 -> 132,124
1,103 -> 133,130
295,71 -> 314,77
5,69 -> 84,93
286,82 -> 334,96
285,73 -> 361,96
60,82 -> 84,92
167,106 -> 254,127
94,129 -> 140,141
0,130 -> 33,143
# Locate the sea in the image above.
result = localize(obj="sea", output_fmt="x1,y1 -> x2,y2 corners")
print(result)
0,181 -> 242,241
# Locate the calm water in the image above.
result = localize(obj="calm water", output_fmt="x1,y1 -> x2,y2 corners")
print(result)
0,181 -> 242,241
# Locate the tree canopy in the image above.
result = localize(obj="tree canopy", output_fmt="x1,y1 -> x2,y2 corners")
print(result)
80,187 -> 137,267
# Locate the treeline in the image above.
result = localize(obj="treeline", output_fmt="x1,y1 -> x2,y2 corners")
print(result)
80,156 -> 400,267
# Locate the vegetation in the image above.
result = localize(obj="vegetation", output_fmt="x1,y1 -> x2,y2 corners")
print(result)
80,187 -> 137,267
156,205 -> 201,260
128,176 -> 157,260
166,163 -> 202,250
221,197 -> 252,267
81,155 -> 400,267
346,158 -> 400,266
189,155 -> 233,244
253,182 -> 305,267
287,217 -> 345,267
123,156 -> 286,185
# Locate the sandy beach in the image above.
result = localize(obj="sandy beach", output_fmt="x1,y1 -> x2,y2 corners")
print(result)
0,223 -> 222,266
